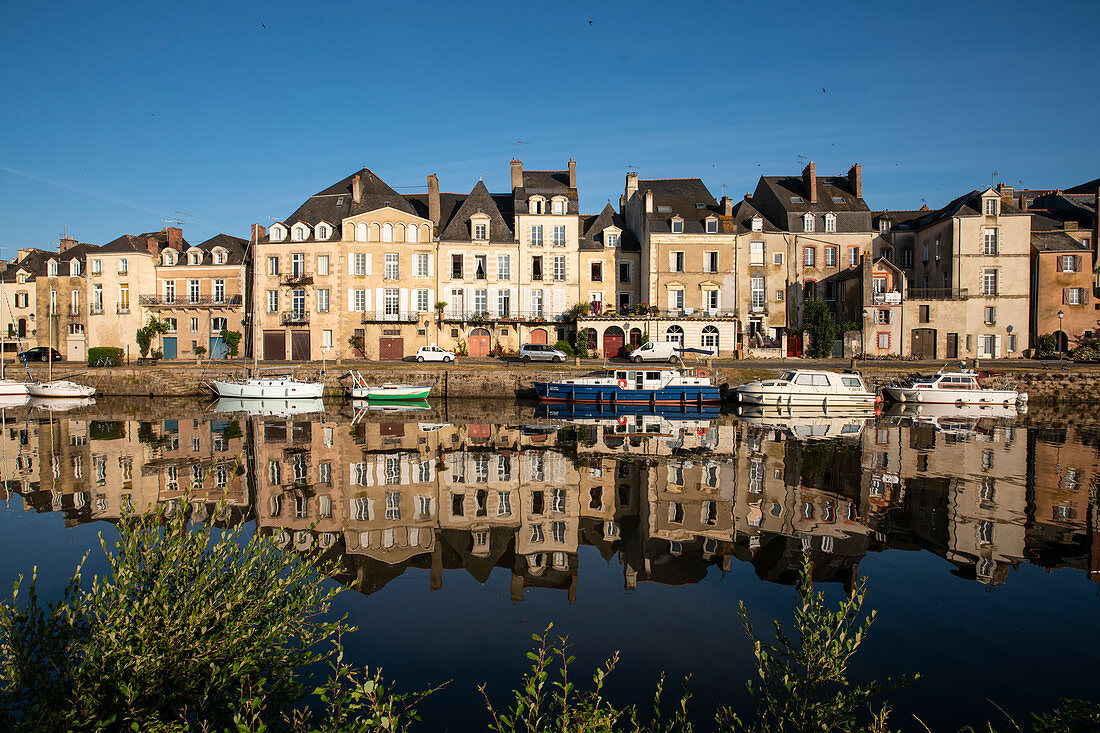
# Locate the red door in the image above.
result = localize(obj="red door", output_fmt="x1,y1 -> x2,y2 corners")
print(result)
378,337 -> 404,360
530,328 -> 548,345
469,328 -> 491,357
787,334 -> 803,357
602,327 -> 625,359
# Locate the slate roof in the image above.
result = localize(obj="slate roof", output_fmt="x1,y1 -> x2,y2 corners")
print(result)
1031,231 -> 1090,252
99,234 -> 157,254
1065,177 -> 1100,195
872,209 -> 928,226
731,198 -> 781,233
149,233 -> 249,267
639,178 -> 729,235
271,168 -> 419,241
897,189 -> 1024,231
757,175 -> 868,213
522,170 -> 570,191
580,202 -> 638,251
438,181 -> 515,242
0,248 -> 54,282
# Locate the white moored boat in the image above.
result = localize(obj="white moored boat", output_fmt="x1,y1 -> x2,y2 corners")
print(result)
345,371 -> 431,400
882,367 -> 1026,406
734,370 -> 877,408
27,380 -> 95,398
210,375 -> 325,400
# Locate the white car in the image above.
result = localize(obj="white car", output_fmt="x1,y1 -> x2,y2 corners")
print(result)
415,345 -> 455,363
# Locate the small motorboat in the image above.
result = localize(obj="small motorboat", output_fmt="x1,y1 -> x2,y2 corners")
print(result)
733,370 -> 877,407
28,380 -> 96,398
882,366 -> 1026,405
534,367 -> 719,405
346,371 -> 431,400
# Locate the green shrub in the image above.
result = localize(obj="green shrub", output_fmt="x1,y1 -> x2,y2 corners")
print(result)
554,340 -> 575,357
87,347 -> 123,367
88,421 -> 124,441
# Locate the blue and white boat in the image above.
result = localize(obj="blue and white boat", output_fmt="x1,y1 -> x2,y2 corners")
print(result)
534,367 -> 720,405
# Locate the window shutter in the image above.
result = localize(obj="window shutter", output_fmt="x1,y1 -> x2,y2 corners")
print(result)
669,252 -> 675,271
1063,288 -> 1070,304
1084,288 -> 1091,305
428,289 -> 434,310
348,289 -> 355,312
364,253 -> 371,276
427,254 -> 434,277
375,288 -> 383,312
1075,255 -> 1082,272
363,289 -> 371,311
1056,257 -> 1064,272
348,256 -> 354,276
398,288 -> 408,314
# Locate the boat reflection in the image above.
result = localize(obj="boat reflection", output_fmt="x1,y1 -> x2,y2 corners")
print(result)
214,397 -> 324,416
1,399 -> 1097,598
735,405 -> 874,440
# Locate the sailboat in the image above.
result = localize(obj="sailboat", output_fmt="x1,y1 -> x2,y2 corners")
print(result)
27,292 -> 95,399
209,227 -> 324,400
0,277 -> 29,396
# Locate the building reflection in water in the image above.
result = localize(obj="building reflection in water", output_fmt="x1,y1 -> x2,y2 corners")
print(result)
2,401 -> 1098,599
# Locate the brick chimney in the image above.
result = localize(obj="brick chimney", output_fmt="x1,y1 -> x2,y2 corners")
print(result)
352,174 -> 362,204
645,189 -> 654,214
848,163 -> 862,199
165,226 -> 183,251
625,172 -> 638,198
721,196 -> 733,217
427,173 -> 440,227
510,159 -> 523,191
997,183 -> 1014,207
146,236 -> 159,256
802,162 -> 817,204
59,235 -> 78,253
567,158 -> 576,189
1018,196 -> 1029,211
251,224 -> 267,243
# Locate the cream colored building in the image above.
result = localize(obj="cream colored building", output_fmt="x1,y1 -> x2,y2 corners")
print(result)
87,235 -> 158,359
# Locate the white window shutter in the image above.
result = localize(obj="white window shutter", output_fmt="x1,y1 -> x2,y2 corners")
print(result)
347,289 -> 355,312
427,255 -> 434,277
977,338 -> 986,358
428,289 -> 434,309
363,289 -> 371,311
375,288 -> 383,312
668,252 -> 675,271
347,256 -> 354,276
364,253 -> 372,276
399,288 -> 408,313
994,334 -> 1001,358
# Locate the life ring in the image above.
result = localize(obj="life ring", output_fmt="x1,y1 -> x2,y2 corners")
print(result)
618,415 -> 628,425
698,370 -> 707,378
617,379 -> 627,389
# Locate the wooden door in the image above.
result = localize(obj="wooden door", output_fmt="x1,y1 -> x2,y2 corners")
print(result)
530,328 -> 548,345
946,333 -> 958,359
911,329 -> 936,360
787,334 -> 803,357
469,328 -> 491,357
291,331 -> 310,361
378,337 -> 404,360
602,327 -> 625,358
263,330 -> 286,361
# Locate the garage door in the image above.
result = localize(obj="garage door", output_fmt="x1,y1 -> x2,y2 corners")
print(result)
530,328 -> 548,345
263,330 -> 286,361
469,328 -> 491,357
291,331 -> 311,361
602,327 -> 625,359
379,337 -> 404,361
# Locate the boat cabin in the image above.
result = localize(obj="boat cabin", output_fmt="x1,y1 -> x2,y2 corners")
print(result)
767,370 -> 867,391
914,372 -> 980,390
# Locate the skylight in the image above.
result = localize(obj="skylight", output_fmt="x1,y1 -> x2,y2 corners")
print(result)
695,203 -> 705,209
790,196 -> 803,203
657,205 -> 672,213
832,196 -> 845,204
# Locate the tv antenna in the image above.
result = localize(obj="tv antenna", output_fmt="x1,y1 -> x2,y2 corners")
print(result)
796,154 -> 807,167
59,223 -> 71,240
516,139 -> 529,156
990,170 -> 999,188
626,164 -> 638,172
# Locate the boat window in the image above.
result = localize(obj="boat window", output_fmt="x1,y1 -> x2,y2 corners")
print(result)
812,374 -> 831,386
779,371 -> 796,382
841,377 -> 862,388
794,374 -> 815,386
646,372 -> 661,380
616,372 -> 627,380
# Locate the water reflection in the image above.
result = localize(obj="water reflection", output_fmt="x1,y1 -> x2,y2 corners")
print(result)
2,400 -> 1097,598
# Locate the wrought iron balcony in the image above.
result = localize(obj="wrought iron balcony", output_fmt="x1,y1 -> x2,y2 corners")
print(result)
440,310 -> 568,324
906,287 -> 968,300
581,307 -> 740,320
140,295 -> 244,307
89,305 -> 104,315
360,310 -> 421,323
117,305 -> 130,315
872,291 -> 903,305
281,272 -> 313,286
280,311 -> 309,326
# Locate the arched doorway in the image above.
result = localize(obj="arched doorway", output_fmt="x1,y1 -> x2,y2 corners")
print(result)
629,328 -> 642,347
701,325 -> 719,356
530,328 -> 548,345
578,328 -> 598,355
469,328 -> 491,357
665,325 -> 684,349
603,326 -> 625,359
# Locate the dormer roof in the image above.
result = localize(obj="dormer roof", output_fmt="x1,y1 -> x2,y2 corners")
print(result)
439,180 -> 514,242
581,203 -> 638,250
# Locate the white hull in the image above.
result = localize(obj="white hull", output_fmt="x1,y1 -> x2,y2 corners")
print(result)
881,402 -> 1023,420
214,397 -> 324,416
883,386 -> 1025,405
349,385 -> 431,400
212,378 -> 324,400
0,379 -> 30,396
0,393 -> 30,409
736,387 -> 877,407
28,380 -> 95,398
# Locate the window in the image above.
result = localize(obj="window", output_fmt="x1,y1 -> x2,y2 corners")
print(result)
91,284 -> 102,311
353,252 -> 367,276
751,277 -> 765,310
384,288 -> 399,316
848,247 -> 860,268
985,198 -> 998,215
776,289 -> 784,301
670,288 -> 684,310
384,253 -> 399,280
824,213 -> 836,232
876,309 -> 891,324
551,198 -> 565,215
825,281 -> 837,301
983,228 -> 998,255
497,289 -> 510,316
619,262 -> 631,283
705,218 -> 717,233
451,254 -> 463,279
982,269 -> 998,296
553,256 -> 565,281
531,256 -> 543,281
552,225 -> 566,247
606,232 -> 620,247
187,279 -> 199,303
670,251 -> 685,272
803,214 -> 814,232
1067,288 -> 1085,305
984,306 -> 996,324
530,198 -> 544,215
773,252 -> 783,265
119,285 -> 130,311
824,247 -> 837,267
473,289 -> 487,314
416,289 -> 429,312
407,252 -> 425,278
190,317 -> 198,332
385,491 -> 400,520
701,325 -> 719,353
804,247 -> 816,267
590,262 -> 603,282
213,279 -> 225,303
47,261 -> 57,277
531,289 -> 543,316
919,304 -> 930,323
188,250 -> 201,265
293,226 -> 306,241
407,224 -> 418,243
496,491 -> 512,517
497,254 -> 510,281
671,218 -> 683,233
71,259 -> 81,276
873,277 -> 886,294
322,329 -> 332,350
901,249 -> 913,267
1060,254 -> 1079,272
474,254 -> 487,280
382,223 -> 393,242
705,251 -> 719,273
353,290 -> 366,312
317,255 -> 329,276
474,223 -> 487,240
212,316 -> 227,332
703,289 -> 719,311
750,241 -> 764,266
213,249 -> 226,264
530,225 -> 544,246
751,216 -> 763,232
318,289 -> 329,312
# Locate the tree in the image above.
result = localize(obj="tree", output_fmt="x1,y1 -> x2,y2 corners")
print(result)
134,317 -> 169,358
801,300 -> 837,358
221,329 -> 243,358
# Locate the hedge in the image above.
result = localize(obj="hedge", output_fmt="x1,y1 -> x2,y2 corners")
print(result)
88,347 -> 124,367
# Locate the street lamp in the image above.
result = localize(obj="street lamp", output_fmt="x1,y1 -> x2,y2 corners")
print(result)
1058,310 -> 1065,361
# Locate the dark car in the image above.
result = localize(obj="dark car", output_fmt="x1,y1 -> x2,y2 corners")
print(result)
18,347 -> 62,363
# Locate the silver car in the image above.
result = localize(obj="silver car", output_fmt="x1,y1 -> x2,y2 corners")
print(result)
519,344 -> 566,363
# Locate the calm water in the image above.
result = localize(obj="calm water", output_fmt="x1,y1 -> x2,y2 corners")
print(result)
1,397 -> 1098,731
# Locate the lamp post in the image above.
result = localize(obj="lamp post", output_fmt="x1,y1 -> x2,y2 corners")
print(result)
1058,310 -> 1065,361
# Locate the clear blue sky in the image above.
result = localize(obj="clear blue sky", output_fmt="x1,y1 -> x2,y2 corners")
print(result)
1,0 -> 1097,255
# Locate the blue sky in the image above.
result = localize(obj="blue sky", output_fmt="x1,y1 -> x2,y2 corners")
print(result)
1,0 -> 1097,255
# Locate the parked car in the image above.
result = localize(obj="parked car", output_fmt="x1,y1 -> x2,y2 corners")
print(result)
18,347 -> 62,363
415,345 -> 455,363
630,341 -> 680,363
519,344 -> 567,363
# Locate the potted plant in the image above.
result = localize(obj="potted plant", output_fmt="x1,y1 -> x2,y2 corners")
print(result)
193,345 -> 206,364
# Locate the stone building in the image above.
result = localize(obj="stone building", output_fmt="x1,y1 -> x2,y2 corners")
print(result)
87,234 -> 159,360
31,236 -> 94,361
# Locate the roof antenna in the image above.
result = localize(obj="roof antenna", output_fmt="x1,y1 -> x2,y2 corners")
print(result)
991,170 -> 999,188
59,223 -> 71,240
796,154 -> 807,168
720,183 -> 727,196
626,164 -> 638,172
516,139 -> 529,156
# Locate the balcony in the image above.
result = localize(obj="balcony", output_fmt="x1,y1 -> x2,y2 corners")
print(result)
360,310 -> 420,323
441,310 -> 567,324
281,271 -> 313,286
140,295 -> 244,307
280,311 -> 309,326
117,305 -> 130,315
68,306 -> 80,317
872,291 -> 902,305
578,307 -> 741,320
906,287 -> 968,300
90,305 -> 104,315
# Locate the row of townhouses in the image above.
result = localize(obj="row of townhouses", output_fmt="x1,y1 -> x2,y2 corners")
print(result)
3,160 -> 1097,361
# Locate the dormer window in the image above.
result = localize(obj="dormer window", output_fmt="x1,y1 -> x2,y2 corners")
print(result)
671,217 -> 684,234
985,198 -> 998,216
212,249 -> 226,265
71,259 -> 81,276
270,226 -> 285,242
705,217 -> 718,234
473,223 -> 487,240
824,213 -> 836,233
605,232 -> 620,248
803,214 -> 815,233
188,250 -> 202,265
529,197 -> 545,215
292,225 -> 307,241
47,260 -> 57,277
162,250 -> 176,266
751,216 -> 763,232
16,272 -> 26,284
551,198 -> 565,215
316,225 -> 329,240
879,219 -> 889,234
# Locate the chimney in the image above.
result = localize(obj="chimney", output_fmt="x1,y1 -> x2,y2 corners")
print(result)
1018,196 -> 1028,211
645,190 -> 654,214
997,183 -> 1014,207
619,194 -> 627,212
721,196 -> 733,217
59,235 -> 78,253
510,159 -> 523,190
166,226 -> 183,251
802,162 -> 817,204
352,174 -> 362,204
146,236 -> 159,256
848,163 -> 862,199
568,158 -> 576,189
625,172 -> 638,198
251,224 -> 267,243
427,173 -> 440,227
